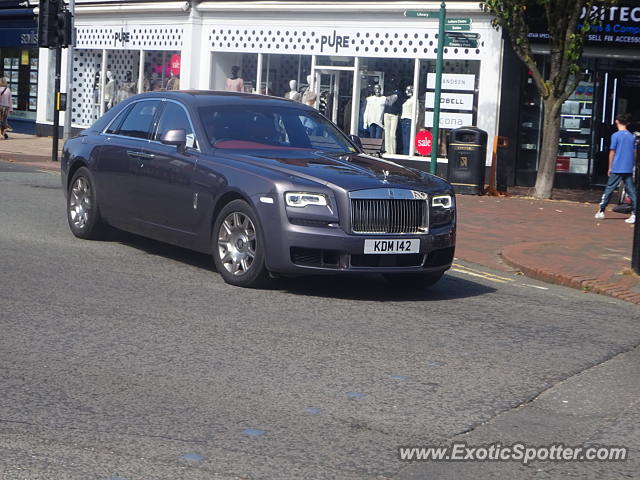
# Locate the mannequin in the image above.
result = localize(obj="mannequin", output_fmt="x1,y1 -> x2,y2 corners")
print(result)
93,72 -> 101,106
362,84 -> 385,139
383,83 -> 403,154
226,65 -> 244,92
400,86 -> 415,154
301,74 -> 318,108
166,73 -> 180,91
286,79 -> 302,102
117,70 -> 137,103
104,70 -> 116,111
142,72 -> 151,92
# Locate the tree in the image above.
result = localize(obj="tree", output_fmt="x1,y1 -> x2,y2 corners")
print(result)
480,0 -> 615,199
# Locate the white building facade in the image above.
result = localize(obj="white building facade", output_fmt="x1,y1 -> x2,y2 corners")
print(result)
36,0 -> 505,167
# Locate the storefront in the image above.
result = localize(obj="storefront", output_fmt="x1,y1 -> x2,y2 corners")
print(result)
499,2 -> 640,189
198,1 -> 502,170
0,1 -> 38,134
35,1 -> 191,136
36,1 -> 503,170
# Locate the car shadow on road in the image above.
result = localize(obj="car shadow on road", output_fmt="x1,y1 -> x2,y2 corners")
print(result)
276,273 -> 496,302
107,228 -> 495,301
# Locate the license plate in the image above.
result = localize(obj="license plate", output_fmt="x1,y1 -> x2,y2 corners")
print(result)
363,239 -> 420,254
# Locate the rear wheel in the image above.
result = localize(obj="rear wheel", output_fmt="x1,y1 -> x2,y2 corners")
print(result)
212,200 -> 270,288
67,167 -> 108,240
383,271 -> 444,289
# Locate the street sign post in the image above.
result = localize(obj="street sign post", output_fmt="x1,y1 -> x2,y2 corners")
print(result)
444,38 -> 478,48
445,24 -> 472,31
444,32 -> 479,48
446,18 -> 471,25
430,1 -> 446,175
404,10 -> 439,18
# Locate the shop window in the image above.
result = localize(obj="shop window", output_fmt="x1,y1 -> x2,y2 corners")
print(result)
417,59 -> 480,158
260,54 -> 312,97
142,50 -> 181,92
211,52 -> 258,92
356,57 -> 415,155
0,47 -> 39,122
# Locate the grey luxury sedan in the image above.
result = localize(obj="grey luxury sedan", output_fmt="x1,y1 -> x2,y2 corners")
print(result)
62,91 -> 456,288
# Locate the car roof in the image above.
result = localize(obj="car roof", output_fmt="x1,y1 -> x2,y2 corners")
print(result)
131,90 -> 312,109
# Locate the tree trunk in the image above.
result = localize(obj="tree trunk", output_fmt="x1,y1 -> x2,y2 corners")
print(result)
534,98 -> 562,199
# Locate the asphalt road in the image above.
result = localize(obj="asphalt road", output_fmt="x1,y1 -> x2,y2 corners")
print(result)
1,163 -> 639,480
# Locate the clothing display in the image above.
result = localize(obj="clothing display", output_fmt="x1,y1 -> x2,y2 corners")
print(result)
363,94 -> 386,138
104,71 -> 116,110
382,90 -> 402,153
400,94 -> 415,154
383,113 -> 399,153
302,88 -> 318,107
226,77 -> 244,92
166,75 -> 180,91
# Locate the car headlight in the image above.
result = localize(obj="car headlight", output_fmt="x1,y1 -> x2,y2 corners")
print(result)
432,194 -> 453,209
285,192 -> 328,208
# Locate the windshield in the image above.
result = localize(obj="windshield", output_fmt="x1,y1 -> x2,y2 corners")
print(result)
199,105 -> 358,154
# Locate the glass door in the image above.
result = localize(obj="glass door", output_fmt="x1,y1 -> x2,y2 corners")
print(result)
312,65 -> 355,133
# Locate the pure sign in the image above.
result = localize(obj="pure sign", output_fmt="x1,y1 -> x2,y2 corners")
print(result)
415,130 -> 433,156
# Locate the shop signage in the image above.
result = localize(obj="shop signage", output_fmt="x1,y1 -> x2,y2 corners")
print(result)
170,53 -> 181,76
415,130 -> 433,156
527,2 -> 640,48
427,73 -> 475,91
114,28 -> 131,47
425,92 -> 474,111
424,111 -> 473,129
320,31 -> 351,54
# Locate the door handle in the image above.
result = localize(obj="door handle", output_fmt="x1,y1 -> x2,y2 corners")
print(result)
126,151 -> 155,160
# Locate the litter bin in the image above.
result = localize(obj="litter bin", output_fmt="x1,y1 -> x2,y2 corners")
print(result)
447,127 -> 488,195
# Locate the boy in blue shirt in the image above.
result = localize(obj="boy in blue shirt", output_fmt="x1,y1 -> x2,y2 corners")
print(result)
595,113 -> 637,224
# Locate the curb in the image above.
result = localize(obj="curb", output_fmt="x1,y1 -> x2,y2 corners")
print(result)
0,157 -> 61,172
501,244 -> 640,305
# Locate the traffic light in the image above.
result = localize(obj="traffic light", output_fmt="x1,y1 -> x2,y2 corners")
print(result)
56,8 -> 74,47
38,0 -> 73,48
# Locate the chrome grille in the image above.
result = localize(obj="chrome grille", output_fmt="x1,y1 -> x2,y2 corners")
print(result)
351,199 -> 428,234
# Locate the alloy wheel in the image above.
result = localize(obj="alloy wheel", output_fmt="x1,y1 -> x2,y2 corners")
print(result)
217,211 -> 257,276
69,176 -> 91,229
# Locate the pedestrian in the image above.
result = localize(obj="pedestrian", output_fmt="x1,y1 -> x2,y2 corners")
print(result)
595,112 -> 637,224
0,77 -> 13,140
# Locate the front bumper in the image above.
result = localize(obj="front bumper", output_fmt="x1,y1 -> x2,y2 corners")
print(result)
263,221 -> 456,275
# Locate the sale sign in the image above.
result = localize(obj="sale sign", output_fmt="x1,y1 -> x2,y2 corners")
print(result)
415,130 -> 433,156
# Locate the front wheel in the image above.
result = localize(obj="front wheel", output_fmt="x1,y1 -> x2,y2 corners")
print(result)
67,166 -> 108,240
383,271 -> 444,289
212,200 -> 270,288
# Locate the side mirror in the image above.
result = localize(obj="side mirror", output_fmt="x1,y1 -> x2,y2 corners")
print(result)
160,129 -> 187,152
348,134 -> 363,151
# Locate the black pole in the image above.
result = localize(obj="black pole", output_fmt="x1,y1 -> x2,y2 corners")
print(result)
632,146 -> 640,274
52,46 -> 62,162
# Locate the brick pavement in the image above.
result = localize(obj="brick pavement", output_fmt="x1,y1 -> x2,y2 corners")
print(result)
1,133 -> 639,305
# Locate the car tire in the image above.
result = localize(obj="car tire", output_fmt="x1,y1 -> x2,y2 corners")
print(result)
67,166 -> 108,240
212,199 -> 270,288
383,271 -> 444,289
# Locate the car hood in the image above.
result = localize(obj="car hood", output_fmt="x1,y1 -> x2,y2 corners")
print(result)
218,149 -> 450,192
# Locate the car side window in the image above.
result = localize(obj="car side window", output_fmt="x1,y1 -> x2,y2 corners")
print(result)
155,102 -> 197,149
115,100 -> 161,140
104,105 -> 131,135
